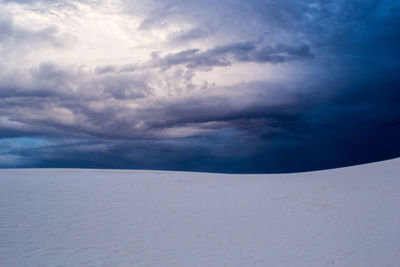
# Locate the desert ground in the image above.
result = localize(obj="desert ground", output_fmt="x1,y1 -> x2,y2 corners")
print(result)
1,158 -> 399,266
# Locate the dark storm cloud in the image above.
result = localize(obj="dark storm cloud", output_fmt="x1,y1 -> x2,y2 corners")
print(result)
2,69 -> 400,172
0,64 -> 307,141
144,83 -> 306,130
159,41 -> 314,69
1,0 -> 400,172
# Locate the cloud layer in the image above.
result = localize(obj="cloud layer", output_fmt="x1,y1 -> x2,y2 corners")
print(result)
0,0 -> 399,172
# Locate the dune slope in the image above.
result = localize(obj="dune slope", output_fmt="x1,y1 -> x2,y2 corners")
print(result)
1,159 -> 400,266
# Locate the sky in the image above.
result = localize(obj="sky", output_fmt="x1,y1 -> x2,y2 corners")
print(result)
0,0 -> 399,173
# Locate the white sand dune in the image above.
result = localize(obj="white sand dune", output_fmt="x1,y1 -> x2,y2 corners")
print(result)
1,158 -> 400,266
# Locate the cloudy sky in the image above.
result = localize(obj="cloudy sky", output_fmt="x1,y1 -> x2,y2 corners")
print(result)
0,0 -> 399,172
